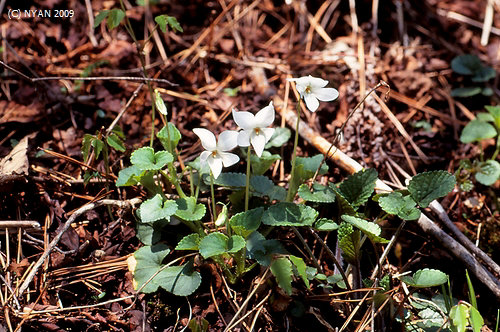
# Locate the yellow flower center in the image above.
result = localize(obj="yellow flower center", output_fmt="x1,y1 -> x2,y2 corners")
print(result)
254,128 -> 261,135
211,151 -> 217,157
305,85 -> 312,94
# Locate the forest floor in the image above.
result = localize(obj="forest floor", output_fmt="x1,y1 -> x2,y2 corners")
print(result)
0,0 -> 500,331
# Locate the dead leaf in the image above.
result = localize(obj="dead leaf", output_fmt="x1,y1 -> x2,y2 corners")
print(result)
0,100 -> 43,124
0,134 -> 35,191
8,258 -> 30,276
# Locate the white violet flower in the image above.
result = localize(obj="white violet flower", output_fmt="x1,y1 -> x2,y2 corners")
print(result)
232,101 -> 275,157
287,75 -> 339,112
193,128 -> 239,179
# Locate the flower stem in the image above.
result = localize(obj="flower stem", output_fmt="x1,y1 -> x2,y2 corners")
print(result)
210,172 -> 217,222
286,102 -> 302,202
245,146 -> 251,211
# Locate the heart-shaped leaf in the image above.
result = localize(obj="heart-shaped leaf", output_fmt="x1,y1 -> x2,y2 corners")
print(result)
475,160 -> 500,186
338,168 -> 378,208
400,268 -> 448,288
176,233 -> 201,251
460,120 -> 497,143
131,147 -> 173,171
139,194 -> 178,223
174,196 -> 206,221
408,171 -> 456,208
262,202 -> 318,227
198,232 -> 245,258
378,192 -> 421,220
230,207 -> 264,238
298,183 -> 336,203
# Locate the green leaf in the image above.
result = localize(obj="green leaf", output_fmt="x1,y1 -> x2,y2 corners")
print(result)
188,317 -> 209,332
139,172 -> 163,195
158,263 -> 202,296
271,257 -> 293,295
223,87 -> 240,97
112,125 -> 125,139
227,235 -> 246,253
94,10 -> 109,28
451,87 -> 482,98
139,194 -> 178,223
265,127 -> 291,148
408,171 -> 456,208
132,244 -> 170,293
262,202 -> 318,227
210,172 -> 246,187
469,306 -> 484,332
482,87 -> 494,96
107,133 -> 126,152
246,232 -> 287,266
460,120 -> 497,143
176,233 -> 201,251
155,15 -> 168,33
476,112 -> 495,123
136,219 -> 168,245
289,255 -> 309,289
82,134 -> 94,161
107,9 -> 125,30
472,66 -> 496,82
338,168 -> 378,208
295,154 -> 328,179
116,165 -> 144,186
341,215 -> 389,244
154,15 -> 183,33
298,183 -> 336,203
157,123 -> 182,150
91,137 -> 105,160
131,147 -> 173,171
337,222 -> 359,264
229,207 -> 264,238
250,152 -> 280,175
451,54 -> 483,75
251,175 -> 286,201
485,105 -> 500,129
449,303 -> 469,332
334,189 -> 357,215
174,197 -> 206,221
400,268 -> 448,288
288,155 -> 328,196
314,218 -> 338,231
198,232 -> 245,258
475,160 -> 500,186
378,192 -> 421,220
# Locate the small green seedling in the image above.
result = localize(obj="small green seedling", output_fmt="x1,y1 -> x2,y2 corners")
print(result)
450,54 -> 495,97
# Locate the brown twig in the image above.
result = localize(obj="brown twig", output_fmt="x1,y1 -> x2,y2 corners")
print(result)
0,61 -> 176,86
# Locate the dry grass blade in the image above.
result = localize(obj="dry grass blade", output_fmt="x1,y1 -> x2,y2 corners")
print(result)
373,93 -> 429,164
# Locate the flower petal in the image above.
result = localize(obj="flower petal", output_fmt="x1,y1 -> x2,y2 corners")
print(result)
193,128 -> 216,151
232,109 -> 255,130
304,93 -> 320,112
200,150 -> 211,164
207,155 -> 223,179
250,131 -> 267,157
261,128 -> 275,142
219,151 -> 239,167
254,101 -> 275,128
313,87 -> 339,101
306,75 -> 329,88
237,130 -> 251,147
217,130 -> 239,151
